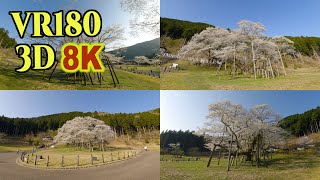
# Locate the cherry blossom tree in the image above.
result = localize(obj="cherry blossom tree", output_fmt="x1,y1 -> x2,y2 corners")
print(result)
178,20 -> 296,79
199,101 -> 289,171
54,117 -> 114,151
135,56 -> 151,65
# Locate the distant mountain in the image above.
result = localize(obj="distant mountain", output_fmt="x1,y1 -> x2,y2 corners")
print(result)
109,38 -> 160,60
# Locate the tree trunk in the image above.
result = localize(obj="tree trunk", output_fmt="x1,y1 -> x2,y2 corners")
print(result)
233,44 -> 237,77
268,58 -> 275,79
101,139 -> 104,152
207,145 -> 216,168
49,61 -> 58,81
227,134 -> 234,171
251,42 -> 257,79
217,148 -> 222,165
235,148 -> 239,168
277,49 -> 287,77
257,146 -> 260,168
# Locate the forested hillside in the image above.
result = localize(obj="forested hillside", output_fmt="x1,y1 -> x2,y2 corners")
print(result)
161,17 -> 213,40
0,109 -> 160,137
0,28 -> 16,48
109,38 -> 160,60
286,36 -> 320,56
279,106 -> 320,136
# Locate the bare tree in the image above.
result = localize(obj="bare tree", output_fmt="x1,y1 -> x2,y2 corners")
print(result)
120,0 -> 160,35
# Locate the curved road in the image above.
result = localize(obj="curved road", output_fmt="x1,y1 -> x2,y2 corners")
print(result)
0,151 -> 159,180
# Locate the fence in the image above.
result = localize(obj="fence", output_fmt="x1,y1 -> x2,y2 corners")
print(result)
117,66 -> 160,78
160,66 -> 180,73
19,150 -> 142,168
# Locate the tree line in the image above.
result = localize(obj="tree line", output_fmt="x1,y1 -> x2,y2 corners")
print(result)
278,106 -> 320,137
160,130 -> 209,155
0,109 -> 160,137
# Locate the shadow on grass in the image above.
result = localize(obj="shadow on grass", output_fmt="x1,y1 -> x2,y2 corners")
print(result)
265,153 -> 320,170
0,64 -> 117,89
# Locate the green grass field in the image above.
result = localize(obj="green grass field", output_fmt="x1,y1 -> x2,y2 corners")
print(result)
0,58 -> 159,90
0,144 -> 33,152
161,151 -> 320,180
161,60 -> 320,90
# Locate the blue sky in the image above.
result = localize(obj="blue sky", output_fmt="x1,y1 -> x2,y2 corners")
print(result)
0,90 -> 159,118
161,91 -> 320,131
0,0 -> 158,47
161,0 -> 320,37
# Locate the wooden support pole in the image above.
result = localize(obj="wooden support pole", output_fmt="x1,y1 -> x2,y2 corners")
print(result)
34,155 -> 37,166
88,73 -> 94,85
111,153 -> 113,161
46,155 -> 49,167
61,155 -> 64,167
91,154 -> 93,165
102,154 -> 104,163
77,155 -> 79,166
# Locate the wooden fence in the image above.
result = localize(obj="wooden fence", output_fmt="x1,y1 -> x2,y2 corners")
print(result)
19,150 -> 142,168
117,66 -> 160,78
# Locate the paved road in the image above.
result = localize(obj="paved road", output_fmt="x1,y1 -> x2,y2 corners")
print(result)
0,151 -> 159,180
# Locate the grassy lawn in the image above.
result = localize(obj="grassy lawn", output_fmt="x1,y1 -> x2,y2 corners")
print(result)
161,151 -> 320,180
19,146 -> 141,168
161,60 -> 320,90
0,59 -> 159,90
0,144 -> 33,152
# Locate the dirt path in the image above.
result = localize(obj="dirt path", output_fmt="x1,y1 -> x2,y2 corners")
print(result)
0,151 -> 159,180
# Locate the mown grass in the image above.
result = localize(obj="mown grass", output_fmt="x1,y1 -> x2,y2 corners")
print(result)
161,60 -> 320,90
20,146 -> 141,168
0,144 -> 33,152
161,151 -> 320,180
0,58 -> 159,90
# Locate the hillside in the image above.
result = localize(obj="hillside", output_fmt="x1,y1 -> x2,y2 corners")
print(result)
278,106 -> 320,136
109,38 -> 160,60
160,18 -> 213,53
161,17 -> 214,40
0,109 -> 160,137
0,28 -> 16,48
286,36 -> 320,56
